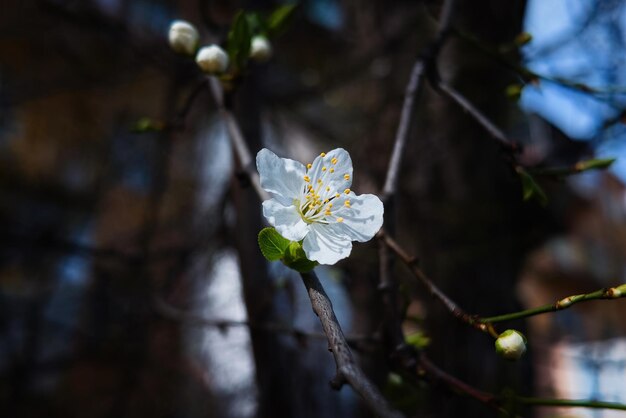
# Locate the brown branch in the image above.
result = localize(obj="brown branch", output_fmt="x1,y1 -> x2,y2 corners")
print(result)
301,271 -> 405,418
434,80 -> 521,154
382,0 -> 456,200
207,76 -> 269,201
418,354 -> 515,416
378,0 -> 458,371
378,230 -> 498,338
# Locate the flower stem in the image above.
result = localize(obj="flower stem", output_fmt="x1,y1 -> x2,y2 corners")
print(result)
515,396 -> 626,411
480,285 -> 626,324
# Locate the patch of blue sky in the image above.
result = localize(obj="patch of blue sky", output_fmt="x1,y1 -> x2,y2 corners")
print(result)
523,0 -> 626,181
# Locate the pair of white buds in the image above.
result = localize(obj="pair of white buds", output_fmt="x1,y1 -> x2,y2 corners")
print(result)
168,20 -> 272,75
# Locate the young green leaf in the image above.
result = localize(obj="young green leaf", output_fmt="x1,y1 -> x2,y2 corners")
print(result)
258,227 -> 291,261
575,157 -> 616,172
267,4 -> 297,37
227,11 -> 252,72
283,241 -> 317,273
517,167 -> 548,206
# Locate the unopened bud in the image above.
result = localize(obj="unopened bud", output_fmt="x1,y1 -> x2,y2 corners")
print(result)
168,20 -> 199,55
495,329 -> 527,361
250,36 -> 272,62
196,45 -> 229,74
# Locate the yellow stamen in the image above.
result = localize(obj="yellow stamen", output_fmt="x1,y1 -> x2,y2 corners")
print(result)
307,163 -> 312,169
304,175 -> 310,182
344,174 -> 350,180
317,179 -> 322,184
331,157 -> 338,165
320,152 -> 326,157
330,168 -> 335,173
344,200 -> 351,208
344,188 -> 351,195
325,210 -> 332,216
337,217 -> 344,223
322,167 -> 327,172
328,203 -> 333,208
335,193 -> 340,198
326,186 -> 330,192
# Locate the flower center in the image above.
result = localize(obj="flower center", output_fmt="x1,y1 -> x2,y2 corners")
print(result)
296,153 -> 350,224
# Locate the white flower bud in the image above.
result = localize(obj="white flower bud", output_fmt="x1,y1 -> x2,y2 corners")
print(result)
250,36 -> 272,62
495,329 -> 527,361
195,45 -> 229,74
168,20 -> 199,55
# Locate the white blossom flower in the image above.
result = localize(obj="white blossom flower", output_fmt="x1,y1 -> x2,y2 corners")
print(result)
168,20 -> 199,55
256,148 -> 384,265
196,45 -> 229,74
249,36 -> 272,62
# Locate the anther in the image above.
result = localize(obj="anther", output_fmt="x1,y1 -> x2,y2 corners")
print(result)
320,152 -> 326,157
344,188 -> 350,194
322,167 -> 327,172
330,168 -> 335,173
344,174 -> 350,180
337,217 -> 344,223
326,186 -> 330,191
304,175 -> 310,182
331,157 -> 338,165
307,163 -> 312,169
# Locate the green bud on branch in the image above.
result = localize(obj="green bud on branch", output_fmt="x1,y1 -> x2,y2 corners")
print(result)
495,329 -> 527,361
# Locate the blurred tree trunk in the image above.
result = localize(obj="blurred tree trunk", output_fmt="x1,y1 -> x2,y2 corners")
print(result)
408,1 -> 532,416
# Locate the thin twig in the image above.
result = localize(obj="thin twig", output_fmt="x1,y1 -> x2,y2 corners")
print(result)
207,76 -> 269,201
382,0 -> 456,200
378,230 -> 498,338
301,271 -> 405,418
434,80 -> 520,153
418,354 -> 500,409
480,285 -> 626,324
515,396 -> 626,411
378,0 -> 457,372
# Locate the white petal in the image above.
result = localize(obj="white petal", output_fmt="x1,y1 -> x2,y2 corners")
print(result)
309,148 -> 353,198
303,223 -> 353,265
331,193 -> 383,242
262,199 -> 309,241
256,148 -> 306,206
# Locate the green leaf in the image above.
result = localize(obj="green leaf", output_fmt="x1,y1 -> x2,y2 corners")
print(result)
283,241 -> 317,273
505,84 -> 523,102
267,4 -> 297,37
130,117 -> 164,133
405,331 -> 430,349
517,167 -> 548,206
227,11 -> 252,72
513,32 -> 532,46
258,227 -> 291,261
575,157 -> 616,172
245,12 -> 266,35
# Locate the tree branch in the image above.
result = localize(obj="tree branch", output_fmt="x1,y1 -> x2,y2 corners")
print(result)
207,76 -> 269,201
433,80 -> 520,153
301,271 -> 405,418
378,230 -> 498,337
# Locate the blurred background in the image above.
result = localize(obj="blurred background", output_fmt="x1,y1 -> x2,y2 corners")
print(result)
1,0 -> 626,417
